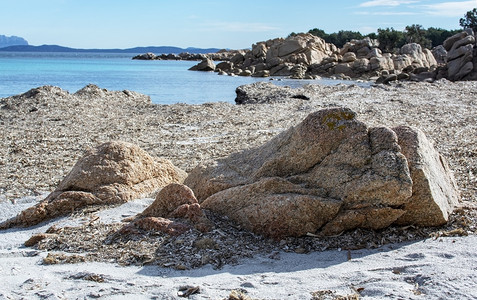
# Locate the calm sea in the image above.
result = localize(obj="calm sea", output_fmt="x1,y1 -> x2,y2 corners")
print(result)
0,52 -> 364,104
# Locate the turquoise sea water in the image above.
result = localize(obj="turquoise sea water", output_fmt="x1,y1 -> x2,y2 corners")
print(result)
0,52 -> 364,104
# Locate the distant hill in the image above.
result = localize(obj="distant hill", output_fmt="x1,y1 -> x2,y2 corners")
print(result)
0,44 -> 221,54
0,35 -> 28,48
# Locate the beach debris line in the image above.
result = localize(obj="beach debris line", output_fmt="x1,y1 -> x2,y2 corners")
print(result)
310,289 -> 360,300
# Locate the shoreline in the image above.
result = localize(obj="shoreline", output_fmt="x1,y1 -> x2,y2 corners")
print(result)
1,80 -> 477,299
1,80 -> 475,202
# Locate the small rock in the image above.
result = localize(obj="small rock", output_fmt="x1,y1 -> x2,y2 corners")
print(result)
24,233 -> 57,247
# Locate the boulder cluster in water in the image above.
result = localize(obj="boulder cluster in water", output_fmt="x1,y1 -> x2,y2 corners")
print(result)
137,30 -> 477,84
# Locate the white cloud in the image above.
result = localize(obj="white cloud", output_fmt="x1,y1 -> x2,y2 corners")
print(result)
198,21 -> 279,33
421,1 -> 476,17
358,26 -> 378,34
355,11 -> 418,15
359,0 -> 420,7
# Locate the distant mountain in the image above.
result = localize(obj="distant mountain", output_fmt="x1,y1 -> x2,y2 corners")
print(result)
0,35 -> 28,48
0,44 -> 221,54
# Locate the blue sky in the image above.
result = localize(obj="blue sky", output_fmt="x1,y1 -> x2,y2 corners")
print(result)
1,0 -> 475,49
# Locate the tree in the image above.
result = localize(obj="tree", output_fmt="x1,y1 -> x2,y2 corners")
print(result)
425,27 -> 461,47
287,32 -> 298,38
460,8 -> 477,32
321,30 -> 364,48
405,24 -> 432,49
366,32 -> 378,40
307,29 -> 363,48
308,28 -> 328,40
334,30 -> 364,48
377,27 -> 405,52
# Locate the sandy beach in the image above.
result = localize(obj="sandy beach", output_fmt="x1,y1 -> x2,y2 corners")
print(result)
1,193 -> 476,299
1,80 -> 476,299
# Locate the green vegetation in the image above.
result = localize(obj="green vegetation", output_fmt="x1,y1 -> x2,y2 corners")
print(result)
307,29 -> 364,48
304,26 -> 461,52
376,28 -> 405,52
405,24 -> 431,48
460,8 -> 477,32
291,8 -> 475,51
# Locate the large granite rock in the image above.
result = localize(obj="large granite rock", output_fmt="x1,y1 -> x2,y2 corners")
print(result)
132,52 -> 157,60
432,45 -> 447,64
266,33 -> 336,66
207,33 -> 337,77
234,82 -> 309,105
189,58 -> 216,71
318,40 -> 437,80
185,108 -> 460,238
369,54 -> 394,71
444,30 -> 476,81
393,43 -> 437,70
340,37 -> 379,58
393,126 -> 461,226
0,141 -> 187,229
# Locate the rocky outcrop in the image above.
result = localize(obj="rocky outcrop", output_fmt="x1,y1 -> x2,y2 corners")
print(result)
443,29 -> 476,81
379,30 -> 477,83
137,32 -> 477,82
133,52 -> 207,61
193,33 -> 337,78
395,43 -> 437,69
186,34 -> 441,81
0,141 -> 187,229
189,58 -> 216,71
235,82 -> 309,104
137,30 -> 477,82
141,30 -> 477,83
334,41 -> 438,82
132,50 -> 245,62
184,108 -> 460,238
132,52 -> 158,60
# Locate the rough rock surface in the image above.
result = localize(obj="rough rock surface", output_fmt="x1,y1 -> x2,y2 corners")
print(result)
397,43 -> 437,69
144,30 -> 477,83
132,52 -> 157,60
138,183 -> 211,232
444,29 -> 476,81
185,108 -> 460,238
141,183 -> 197,217
432,45 -> 447,64
0,141 -> 186,229
235,82 -> 310,104
188,33 -> 337,78
393,126 -> 461,226
188,58 -> 216,71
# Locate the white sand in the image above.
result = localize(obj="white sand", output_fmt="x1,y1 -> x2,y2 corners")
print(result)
1,82 -> 476,299
1,196 -> 476,299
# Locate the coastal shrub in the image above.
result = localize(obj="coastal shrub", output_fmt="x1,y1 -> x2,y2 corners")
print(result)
460,8 -> 477,32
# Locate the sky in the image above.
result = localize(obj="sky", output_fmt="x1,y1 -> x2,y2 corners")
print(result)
1,0 -> 476,49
